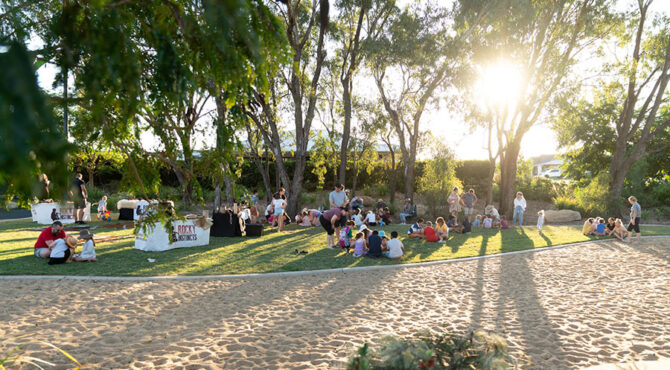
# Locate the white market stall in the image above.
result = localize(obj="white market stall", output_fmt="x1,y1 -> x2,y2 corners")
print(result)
31,202 -> 91,225
135,219 -> 211,252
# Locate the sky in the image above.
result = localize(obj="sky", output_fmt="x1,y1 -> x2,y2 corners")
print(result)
35,0 -> 670,161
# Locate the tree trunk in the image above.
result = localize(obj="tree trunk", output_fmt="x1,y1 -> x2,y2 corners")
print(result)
86,167 -> 95,188
486,160 -> 495,205
214,183 -> 221,211
338,78 -> 352,186
498,142 -> 521,218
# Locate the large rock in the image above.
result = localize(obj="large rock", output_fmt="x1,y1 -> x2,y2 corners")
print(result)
359,196 -> 377,207
545,209 -> 581,223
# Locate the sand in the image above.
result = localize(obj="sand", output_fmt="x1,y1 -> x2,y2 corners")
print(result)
1,238 -> 669,369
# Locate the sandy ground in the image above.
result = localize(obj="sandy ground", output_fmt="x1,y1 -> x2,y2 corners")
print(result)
1,238 -> 669,369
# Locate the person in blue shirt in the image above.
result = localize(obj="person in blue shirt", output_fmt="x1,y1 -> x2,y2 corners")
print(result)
407,218 -> 424,239
367,230 -> 383,258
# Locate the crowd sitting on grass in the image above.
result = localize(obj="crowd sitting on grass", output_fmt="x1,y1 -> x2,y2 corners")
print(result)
580,196 -> 642,242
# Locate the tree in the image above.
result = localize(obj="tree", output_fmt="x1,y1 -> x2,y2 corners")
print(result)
553,1 -> 670,212
334,0 -> 395,186
418,137 -> 461,217
461,0 -> 616,217
368,2 -> 460,201
247,0 -> 330,217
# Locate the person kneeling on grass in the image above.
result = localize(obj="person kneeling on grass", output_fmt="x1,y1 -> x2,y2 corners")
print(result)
73,229 -> 97,262
423,221 -> 438,242
48,236 -> 77,265
383,231 -> 404,260
435,217 -> 449,243
407,218 -> 425,239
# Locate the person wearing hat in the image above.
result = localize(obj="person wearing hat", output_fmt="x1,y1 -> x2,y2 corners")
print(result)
48,235 -> 78,265
73,229 -> 97,262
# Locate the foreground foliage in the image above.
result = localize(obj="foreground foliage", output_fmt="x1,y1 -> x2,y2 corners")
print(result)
347,328 -> 513,369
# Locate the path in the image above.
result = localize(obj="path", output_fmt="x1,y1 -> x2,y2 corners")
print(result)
1,239 -> 669,369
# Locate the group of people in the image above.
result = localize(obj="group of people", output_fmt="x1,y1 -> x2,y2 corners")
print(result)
581,196 -> 643,242
33,221 -> 97,264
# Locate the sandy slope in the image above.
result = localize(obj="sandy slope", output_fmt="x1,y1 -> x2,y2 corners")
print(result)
1,238 -> 669,369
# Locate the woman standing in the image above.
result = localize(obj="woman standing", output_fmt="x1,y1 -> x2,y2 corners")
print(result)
627,196 -> 642,242
447,187 -> 461,219
512,192 -> 527,226
319,207 -> 349,249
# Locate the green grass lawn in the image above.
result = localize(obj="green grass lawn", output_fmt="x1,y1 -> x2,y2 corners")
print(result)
1,218 -> 669,276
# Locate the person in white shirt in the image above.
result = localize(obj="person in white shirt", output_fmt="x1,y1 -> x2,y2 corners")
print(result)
272,192 -> 287,232
364,210 -> 377,226
512,192 -> 527,226
352,209 -> 364,227
383,231 -> 404,260
48,236 -> 77,265
74,229 -> 97,262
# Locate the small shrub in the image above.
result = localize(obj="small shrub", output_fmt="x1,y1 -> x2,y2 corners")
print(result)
363,185 -> 375,197
347,328 -> 514,370
376,184 -> 389,197
301,192 -> 316,206
552,174 -> 609,216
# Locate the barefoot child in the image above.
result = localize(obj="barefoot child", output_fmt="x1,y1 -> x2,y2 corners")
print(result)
339,220 -> 354,252
537,210 -> 545,234
594,218 -> 608,236
74,229 -> 97,262
612,219 -> 627,241
96,195 -> 108,220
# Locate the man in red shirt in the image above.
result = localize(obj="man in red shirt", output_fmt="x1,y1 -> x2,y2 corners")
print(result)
34,221 -> 66,258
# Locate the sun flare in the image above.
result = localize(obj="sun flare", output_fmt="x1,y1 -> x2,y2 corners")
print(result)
475,61 -> 524,111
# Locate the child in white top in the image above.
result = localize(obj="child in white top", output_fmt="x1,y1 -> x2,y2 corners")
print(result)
472,214 -> 482,228
483,216 -> 492,229
364,210 -> 377,226
272,193 -> 286,232
97,195 -> 108,219
537,210 -> 544,234
74,230 -> 97,262
352,209 -> 364,227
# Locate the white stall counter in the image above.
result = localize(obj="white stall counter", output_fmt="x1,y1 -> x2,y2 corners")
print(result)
31,202 -> 91,225
135,220 -> 211,251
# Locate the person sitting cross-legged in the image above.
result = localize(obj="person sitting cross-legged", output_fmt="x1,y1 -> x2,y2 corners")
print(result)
407,218 -> 425,239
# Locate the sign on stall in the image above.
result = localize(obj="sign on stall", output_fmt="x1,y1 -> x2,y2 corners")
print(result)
135,220 -> 210,251
31,202 -> 91,225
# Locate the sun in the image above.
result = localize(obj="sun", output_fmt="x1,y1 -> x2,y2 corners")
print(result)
474,61 -> 524,112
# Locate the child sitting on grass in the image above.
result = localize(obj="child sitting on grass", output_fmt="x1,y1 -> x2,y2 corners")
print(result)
74,230 -> 97,262
483,215 -> 492,229
537,210 -> 545,234
423,221 -> 438,242
407,218 -> 425,238
612,219 -> 627,241
594,218 -> 608,236
364,210 -> 377,226
352,232 -> 368,257
472,214 -> 482,228
500,216 -> 509,229
582,218 -> 595,235
383,231 -> 404,260
435,217 -> 448,243
352,208 -> 364,227
447,216 -> 464,234
605,217 -> 616,235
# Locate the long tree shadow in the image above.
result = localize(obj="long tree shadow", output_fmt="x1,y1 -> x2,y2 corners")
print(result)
469,233 -> 491,330
497,228 -> 568,368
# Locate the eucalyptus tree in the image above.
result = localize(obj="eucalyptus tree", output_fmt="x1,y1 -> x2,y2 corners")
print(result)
247,0 -> 330,216
1,0 -> 286,204
333,0 -> 395,186
460,0 -> 616,217
367,1 -> 462,201
553,0 -> 670,211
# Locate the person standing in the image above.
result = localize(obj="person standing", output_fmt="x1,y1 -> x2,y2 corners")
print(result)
627,196 -> 642,242
459,189 -> 478,223
329,183 -> 348,236
71,173 -> 88,224
272,192 -> 287,232
512,192 -> 527,226
447,187 -> 461,219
